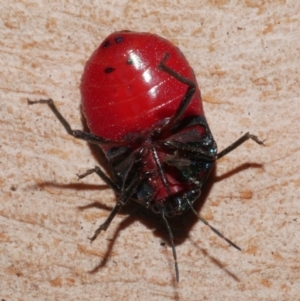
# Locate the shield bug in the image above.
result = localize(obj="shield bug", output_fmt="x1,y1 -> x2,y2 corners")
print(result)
28,31 -> 264,282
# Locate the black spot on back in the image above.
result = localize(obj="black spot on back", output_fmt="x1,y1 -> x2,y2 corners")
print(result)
102,40 -> 111,48
115,36 -> 124,44
104,67 -> 116,74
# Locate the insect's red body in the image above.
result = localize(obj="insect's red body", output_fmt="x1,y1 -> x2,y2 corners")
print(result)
29,31 -> 263,282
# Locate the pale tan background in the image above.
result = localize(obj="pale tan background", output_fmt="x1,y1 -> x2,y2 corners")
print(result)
1,1 -> 300,300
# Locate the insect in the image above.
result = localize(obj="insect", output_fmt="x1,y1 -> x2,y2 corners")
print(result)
28,31 -> 264,282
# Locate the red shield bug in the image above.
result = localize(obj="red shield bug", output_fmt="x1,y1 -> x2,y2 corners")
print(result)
28,31 -> 264,282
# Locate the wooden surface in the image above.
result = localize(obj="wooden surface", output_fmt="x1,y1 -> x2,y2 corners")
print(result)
1,1 -> 300,300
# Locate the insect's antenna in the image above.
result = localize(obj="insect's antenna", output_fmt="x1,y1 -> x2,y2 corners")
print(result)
186,200 -> 241,251
161,209 -> 179,283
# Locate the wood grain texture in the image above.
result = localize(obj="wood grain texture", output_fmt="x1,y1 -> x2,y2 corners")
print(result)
1,1 -> 300,300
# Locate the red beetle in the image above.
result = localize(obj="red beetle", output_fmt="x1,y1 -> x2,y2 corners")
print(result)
28,31 -> 263,282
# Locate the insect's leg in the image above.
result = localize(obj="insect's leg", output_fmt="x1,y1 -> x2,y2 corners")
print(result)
77,166 -> 121,193
186,199 -> 241,251
89,167 -> 143,242
155,54 -> 196,135
216,132 -> 265,160
161,209 -> 179,283
28,98 -> 118,145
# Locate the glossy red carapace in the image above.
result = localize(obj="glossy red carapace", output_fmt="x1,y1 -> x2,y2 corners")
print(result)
80,31 -> 204,140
